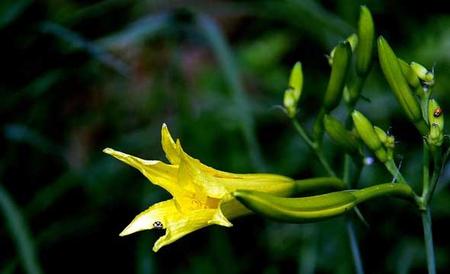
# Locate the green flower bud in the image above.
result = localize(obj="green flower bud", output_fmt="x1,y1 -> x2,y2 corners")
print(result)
233,189 -> 357,223
427,99 -> 444,146
289,61 -> 303,98
377,36 -> 428,135
283,62 -> 303,118
411,62 -> 434,86
234,183 -> 416,224
324,41 -> 352,112
323,114 -> 359,153
398,58 -> 420,88
352,110 -> 389,162
356,6 -> 375,76
373,126 -> 395,149
283,88 -> 297,118
328,34 -> 358,65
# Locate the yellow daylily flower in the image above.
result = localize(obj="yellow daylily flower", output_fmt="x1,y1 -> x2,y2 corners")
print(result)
104,124 -> 296,252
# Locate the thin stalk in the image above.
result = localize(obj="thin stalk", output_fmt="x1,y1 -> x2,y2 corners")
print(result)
384,159 -> 407,184
346,220 -> 364,274
421,141 -> 431,206
427,147 -> 443,203
343,155 -> 364,274
421,209 -> 436,274
292,119 -> 336,177
347,74 -> 366,108
352,183 -> 419,204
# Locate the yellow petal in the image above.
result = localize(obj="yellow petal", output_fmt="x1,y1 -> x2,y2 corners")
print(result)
120,199 -> 176,236
161,123 -> 181,165
103,148 -> 187,198
152,206 -> 231,252
208,202 -> 233,227
216,173 -> 296,196
177,148 -> 228,199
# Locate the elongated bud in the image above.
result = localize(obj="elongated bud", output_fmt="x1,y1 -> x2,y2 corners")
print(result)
324,114 -> 359,153
324,41 -> 352,111
377,36 -> 428,135
398,58 -> 420,88
373,126 -> 395,149
427,99 -> 444,146
374,126 -> 395,159
284,88 -> 297,118
356,6 -> 375,76
352,110 -> 388,162
233,190 -> 357,223
289,62 -> 303,98
283,62 -> 303,118
234,183 -> 416,223
411,62 -> 434,86
328,34 -> 358,65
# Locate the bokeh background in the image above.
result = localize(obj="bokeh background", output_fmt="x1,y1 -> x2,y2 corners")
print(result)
1,0 -> 450,273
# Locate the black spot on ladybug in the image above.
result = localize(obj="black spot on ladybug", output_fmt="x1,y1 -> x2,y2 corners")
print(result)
153,221 -> 163,229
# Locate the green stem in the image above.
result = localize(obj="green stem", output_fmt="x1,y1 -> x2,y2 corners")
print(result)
352,183 -> 419,205
427,147 -> 443,203
294,177 -> 345,193
421,209 -> 436,274
421,141 -> 431,202
312,108 -> 326,144
343,155 -> 364,274
347,74 -> 366,107
292,119 -> 336,177
384,159 -> 407,184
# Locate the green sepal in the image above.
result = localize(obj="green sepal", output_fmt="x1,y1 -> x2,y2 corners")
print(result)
323,114 -> 359,154
377,36 -> 428,135
356,6 -> 375,76
323,41 -> 352,112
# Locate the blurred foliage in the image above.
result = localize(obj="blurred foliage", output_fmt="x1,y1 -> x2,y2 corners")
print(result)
1,0 -> 450,273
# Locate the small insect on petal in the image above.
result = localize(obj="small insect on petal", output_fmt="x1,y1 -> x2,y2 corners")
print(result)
153,221 -> 164,229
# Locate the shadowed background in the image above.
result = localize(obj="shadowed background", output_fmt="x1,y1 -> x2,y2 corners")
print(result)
1,0 -> 450,273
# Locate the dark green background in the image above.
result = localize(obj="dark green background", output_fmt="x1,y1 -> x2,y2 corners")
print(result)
1,0 -> 450,273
